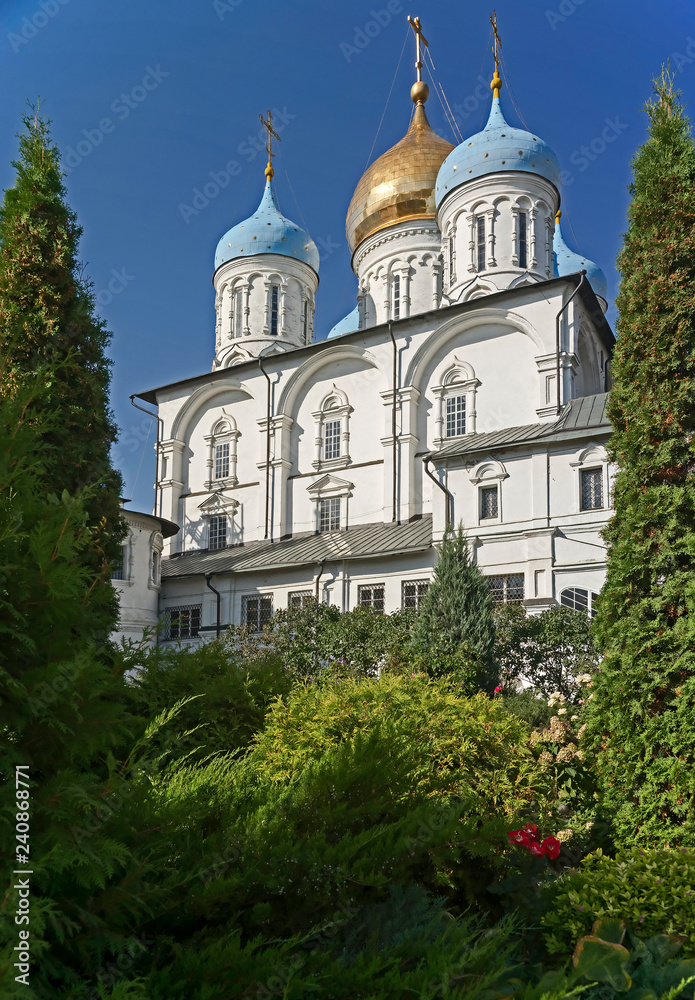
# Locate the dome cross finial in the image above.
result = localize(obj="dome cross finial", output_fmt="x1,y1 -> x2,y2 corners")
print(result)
259,109 -> 281,180
407,15 -> 430,104
489,11 -> 503,96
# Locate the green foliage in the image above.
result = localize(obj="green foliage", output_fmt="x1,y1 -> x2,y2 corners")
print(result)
589,72 -> 695,847
0,109 -> 124,639
542,848 -> 695,957
410,525 -> 497,692
502,690 -> 555,730
495,603 -> 601,700
120,640 -> 293,764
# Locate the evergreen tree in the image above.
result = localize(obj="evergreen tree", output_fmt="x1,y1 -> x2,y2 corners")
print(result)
410,526 -> 497,691
589,71 -> 695,847
0,108 -> 124,638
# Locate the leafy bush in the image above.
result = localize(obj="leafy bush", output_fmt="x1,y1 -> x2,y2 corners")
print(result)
542,848 -> 695,957
501,690 -> 555,730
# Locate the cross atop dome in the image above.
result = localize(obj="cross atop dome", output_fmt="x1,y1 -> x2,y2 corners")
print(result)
407,15 -> 430,105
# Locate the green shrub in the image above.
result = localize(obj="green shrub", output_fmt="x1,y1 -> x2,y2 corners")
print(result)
542,847 -> 695,957
501,691 -> 555,730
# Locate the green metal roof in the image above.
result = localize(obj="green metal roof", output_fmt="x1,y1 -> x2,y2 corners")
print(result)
162,515 -> 433,580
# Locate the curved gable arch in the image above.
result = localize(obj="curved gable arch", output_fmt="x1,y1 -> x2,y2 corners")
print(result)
277,345 -> 382,417
171,382 -> 254,441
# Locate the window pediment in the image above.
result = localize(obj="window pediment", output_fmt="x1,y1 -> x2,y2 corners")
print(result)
307,474 -> 353,499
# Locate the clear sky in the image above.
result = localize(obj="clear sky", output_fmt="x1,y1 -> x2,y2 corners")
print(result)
2,0 -> 694,511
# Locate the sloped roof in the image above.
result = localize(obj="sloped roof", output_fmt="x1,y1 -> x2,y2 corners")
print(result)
163,515 -> 433,580
432,392 -> 610,460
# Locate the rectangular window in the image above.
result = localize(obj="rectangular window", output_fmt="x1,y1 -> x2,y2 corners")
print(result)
445,394 -> 466,437
163,604 -> 201,641
401,579 -> 429,610
302,299 -> 309,343
488,574 -> 525,604
215,442 -> 230,479
358,584 -> 385,612
581,468 -> 603,510
289,589 -> 314,609
324,418 -> 341,461
111,546 -> 126,581
270,285 -> 279,335
476,216 -> 486,271
208,515 -> 227,551
234,288 -> 243,337
449,234 -> 455,283
518,212 -> 528,269
393,273 -> 400,320
318,497 -> 341,532
480,485 -> 499,519
242,594 -> 273,632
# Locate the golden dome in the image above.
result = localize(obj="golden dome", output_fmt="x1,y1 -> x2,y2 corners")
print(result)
346,101 -> 454,254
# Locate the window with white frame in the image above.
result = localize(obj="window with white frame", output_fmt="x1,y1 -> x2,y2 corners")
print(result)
480,485 -> 499,519
302,299 -> 309,343
358,583 -> 385,611
402,579 -> 429,610
242,594 -> 273,632
476,216 -> 486,271
162,604 -> 201,641
560,587 -> 599,618
214,441 -> 230,480
111,544 -> 127,581
448,231 -> 455,284
288,590 -> 314,609
319,497 -> 341,532
204,416 -> 239,489
148,531 -> 163,590
488,574 -> 524,604
445,394 -> 466,437
433,359 -> 480,447
233,287 -> 244,337
269,284 -> 279,335
518,211 -> 528,269
392,273 -> 401,320
581,468 -> 603,510
208,514 -> 227,551
312,388 -> 351,471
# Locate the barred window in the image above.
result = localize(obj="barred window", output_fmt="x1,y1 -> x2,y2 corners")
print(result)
488,574 -> 525,604
393,273 -> 401,320
402,579 -> 429,610
561,587 -> 599,619
242,594 -> 273,632
480,485 -> 499,519
162,604 -> 201,641
358,584 -> 385,612
215,442 -> 230,480
319,497 -> 341,532
288,590 -> 314,609
270,284 -> 279,335
445,394 -> 466,437
581,468 -> 603,510
476,216 -> 486,271
208,515 -> 227,551
518,211 -> 528,269
111,545 -> 127,581
324,419 -> 341,461
449,233 -> 455,283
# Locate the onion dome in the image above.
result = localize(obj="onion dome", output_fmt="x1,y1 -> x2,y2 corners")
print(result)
327,305 -> 359,339
553,212 -> 607,303
346,96 -> 454,255
435,87 -> 561,207
215,178 -> 319,273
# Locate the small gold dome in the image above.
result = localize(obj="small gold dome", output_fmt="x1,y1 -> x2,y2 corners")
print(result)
346,102 -> 454,254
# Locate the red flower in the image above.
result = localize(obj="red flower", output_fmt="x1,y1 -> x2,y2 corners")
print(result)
541,836 -> 561,859
494,685 -> 502,693
528,842 -> 545,856
522,823 -> 538,834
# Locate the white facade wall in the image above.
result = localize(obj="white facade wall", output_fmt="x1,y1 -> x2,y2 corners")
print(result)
111,509 -> 166,646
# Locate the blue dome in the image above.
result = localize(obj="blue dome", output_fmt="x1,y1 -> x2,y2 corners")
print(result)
435,95 -> 561,207
553,218 -> 607,302
214,180 -> 320,273
327,305 -> 359,339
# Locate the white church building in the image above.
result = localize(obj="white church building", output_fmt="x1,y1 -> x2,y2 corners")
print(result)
123,31 -> 614,645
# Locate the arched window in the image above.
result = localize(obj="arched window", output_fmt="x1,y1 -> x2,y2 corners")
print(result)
204,415 -> 240,490
312,387 -> 352,471
476,216 -> 486,271
560,587 -> 599,618
392,273 -> 401,320
432,359 -> 480,447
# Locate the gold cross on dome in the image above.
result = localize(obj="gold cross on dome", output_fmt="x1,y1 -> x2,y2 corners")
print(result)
407,15 -> 429,83
259,109 -> 281,179
490,11 -> 502,74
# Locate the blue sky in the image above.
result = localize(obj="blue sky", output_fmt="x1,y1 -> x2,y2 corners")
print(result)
1,0 -> 694,511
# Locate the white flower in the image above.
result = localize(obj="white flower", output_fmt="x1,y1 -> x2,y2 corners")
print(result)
571,715 -> 579,721
557,707 -> 567,715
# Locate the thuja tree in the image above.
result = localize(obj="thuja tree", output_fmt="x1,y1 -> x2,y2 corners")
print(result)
589,72 -> 695,847
0,109 -> 123,638
410,526 -> 497,692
